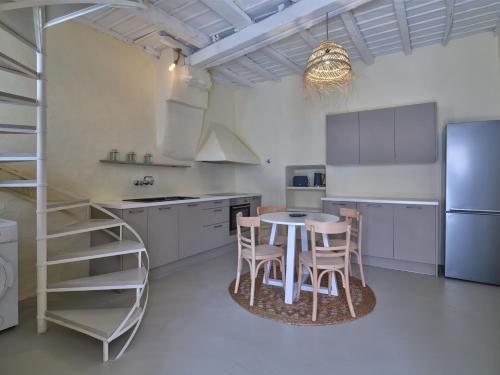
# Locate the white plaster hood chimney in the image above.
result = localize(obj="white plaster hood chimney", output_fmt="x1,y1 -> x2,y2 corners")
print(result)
196,126 -> 260,165
155,49 -> 212,161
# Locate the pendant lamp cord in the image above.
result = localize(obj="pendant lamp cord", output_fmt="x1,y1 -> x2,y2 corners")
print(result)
326,12 -> 329,40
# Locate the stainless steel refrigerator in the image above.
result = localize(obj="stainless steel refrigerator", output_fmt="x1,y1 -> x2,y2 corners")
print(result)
445,120 -> 500,285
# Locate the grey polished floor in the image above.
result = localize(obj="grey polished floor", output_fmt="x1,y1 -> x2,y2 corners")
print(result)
1,251 -> 500,375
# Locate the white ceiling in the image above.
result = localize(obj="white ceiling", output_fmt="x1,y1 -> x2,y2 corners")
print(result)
73,0 -> 500,87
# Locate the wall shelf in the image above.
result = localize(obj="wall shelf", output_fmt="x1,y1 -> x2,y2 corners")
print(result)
285,164 -> 326,211
99,160 -> 191,168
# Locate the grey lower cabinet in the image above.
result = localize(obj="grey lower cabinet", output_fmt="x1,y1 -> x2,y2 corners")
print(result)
359,108 -> 395,164
394,205 -> 436,264
91,197 -> 241,272
250,196 -> 262,216
148,205 -> 179,268
179,200 -> 231,259
323,201 -> 356,216
122,208 -> 148,246
357,203 -> 394,258
178,203 -> 204,258
323,200 -> 438,274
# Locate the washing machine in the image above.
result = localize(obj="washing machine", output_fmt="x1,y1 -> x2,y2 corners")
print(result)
0,219 -> 18,332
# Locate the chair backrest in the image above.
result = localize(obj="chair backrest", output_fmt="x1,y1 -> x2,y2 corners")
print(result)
256,205 -> 287,244
257,205 -> 287,215
339,207 -> 362,238
237,212 -> 260,258
305,220 -> 351,270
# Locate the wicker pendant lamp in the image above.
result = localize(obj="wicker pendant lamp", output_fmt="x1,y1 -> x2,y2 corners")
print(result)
303,13 -> 352,92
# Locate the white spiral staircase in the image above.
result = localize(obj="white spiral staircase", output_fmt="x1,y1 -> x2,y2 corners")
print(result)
0,2 -> 149,362
44,202 -> 150,362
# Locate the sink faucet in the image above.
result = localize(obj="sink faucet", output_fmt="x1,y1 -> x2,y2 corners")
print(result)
134,176 -> 155,186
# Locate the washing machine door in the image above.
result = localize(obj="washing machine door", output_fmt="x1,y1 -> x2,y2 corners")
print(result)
0,257 -> 14,300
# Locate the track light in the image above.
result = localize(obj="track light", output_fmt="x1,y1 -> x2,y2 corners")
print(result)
169,48 -> 182,71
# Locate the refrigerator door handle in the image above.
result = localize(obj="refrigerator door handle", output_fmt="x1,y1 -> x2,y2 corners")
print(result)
449,208 -> 500,215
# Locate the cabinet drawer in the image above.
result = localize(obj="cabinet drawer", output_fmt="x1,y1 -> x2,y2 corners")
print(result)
394,205 -> 436,264
199,199 -> 229,209
202,222 -> 229,251
201,206 -> 228,226
358,203 -> 394,258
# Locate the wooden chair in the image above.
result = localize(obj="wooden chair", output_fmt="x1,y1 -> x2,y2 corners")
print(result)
332,207 -> 366,287
256,205 -> 287,246
234,213 -> 286,306
257,205 -> 287,279
297,220 -> 355,321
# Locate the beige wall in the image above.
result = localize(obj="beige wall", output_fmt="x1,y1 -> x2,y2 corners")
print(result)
0,21 -> 237,299
233,33 -> 500,205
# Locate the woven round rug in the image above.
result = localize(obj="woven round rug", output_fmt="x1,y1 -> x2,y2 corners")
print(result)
228,271 -> 376,325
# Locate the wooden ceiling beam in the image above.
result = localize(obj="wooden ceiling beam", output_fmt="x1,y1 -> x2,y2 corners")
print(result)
0,0 -> 145,12
392,0 -> 411,55
215,66 -> 255,87
199,0 -> 252,30
298,29 -> 319,48
136,5 -> 211,48
44,5 -> 107,28
442,0 -> 455,46
262,46 -> 302,75
158,32 -> 193,56
237,55 -> 279,81
340,11 -> 374,64
185,0 -> 374,68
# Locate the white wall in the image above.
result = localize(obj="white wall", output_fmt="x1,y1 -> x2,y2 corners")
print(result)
0,21 -> 237,298
233,33 -> 500,205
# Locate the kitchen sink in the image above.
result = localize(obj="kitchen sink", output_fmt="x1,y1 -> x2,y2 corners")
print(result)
123,196 -> 199,203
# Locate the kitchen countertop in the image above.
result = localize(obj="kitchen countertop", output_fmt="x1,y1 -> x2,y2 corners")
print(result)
321,196 -> 439,206
97,193 -> 261,210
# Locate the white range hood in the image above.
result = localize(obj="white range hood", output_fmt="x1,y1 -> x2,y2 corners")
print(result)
196,126 -> 260,165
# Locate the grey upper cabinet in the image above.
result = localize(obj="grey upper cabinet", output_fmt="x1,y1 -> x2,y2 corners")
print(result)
394,205 -> 436,264
326,112 -> 360,165
359,108 -> 395,164
358,203 -> 394,258
395,103 -> 437,163
148,205 -> 179,268
179,202 -> 203,259
326,102 -> 436,165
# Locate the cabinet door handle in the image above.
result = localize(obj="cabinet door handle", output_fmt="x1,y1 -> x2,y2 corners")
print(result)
213,224 -> 223,229
406,205 -> 423,209
367,204 -> 382,208
336,203 -> 347,206
128,209 -> 144,214
213,209 -> 223,212
158,206 -> 172,211
187,203 -> 198,207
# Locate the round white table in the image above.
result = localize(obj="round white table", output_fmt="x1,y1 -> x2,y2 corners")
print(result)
260,211 -> 339,304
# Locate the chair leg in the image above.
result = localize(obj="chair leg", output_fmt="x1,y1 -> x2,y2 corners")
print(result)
356,251 -> 366,287
344,275 -> 356,318
249,267 -> 256,306
234,257 -> 242,294
296,262 -> 303,301
312,270 -> 318,322
328,272 -> 332,296
280,256 -> 286,290
273,261 -> 277,279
